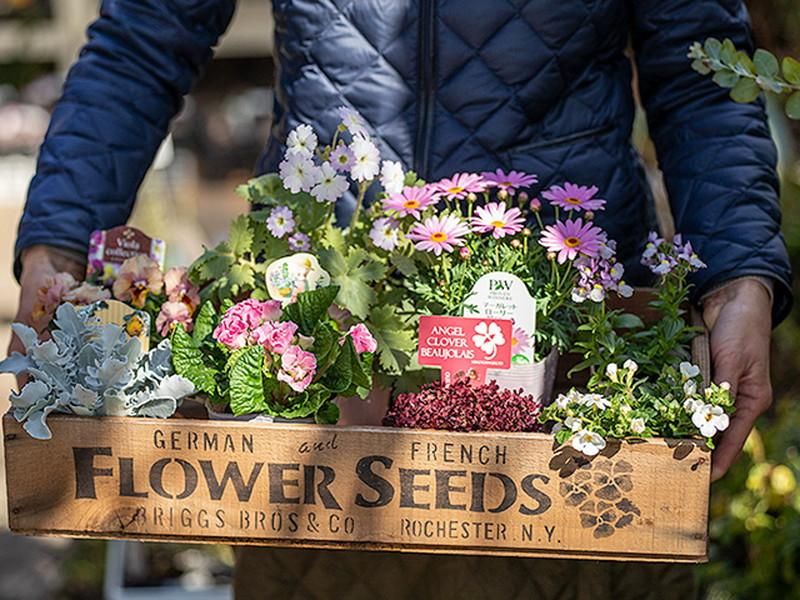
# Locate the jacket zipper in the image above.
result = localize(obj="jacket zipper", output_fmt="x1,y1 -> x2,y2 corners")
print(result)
414,0 -> 435,178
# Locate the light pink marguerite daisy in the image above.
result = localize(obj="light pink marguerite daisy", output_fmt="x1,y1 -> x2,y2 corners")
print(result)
433,172 -> 488,200
383,185 -> 437,219
407,214 -> 471,256
542,182 -> 606,212
481,169 -> 538,193
539,218 -> 605,264
471,202 -> 526,239
511,325 -> 532,355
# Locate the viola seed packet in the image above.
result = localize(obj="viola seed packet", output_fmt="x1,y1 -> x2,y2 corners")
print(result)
86,226 -> 165,286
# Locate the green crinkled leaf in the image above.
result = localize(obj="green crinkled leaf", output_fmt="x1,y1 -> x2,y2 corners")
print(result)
367,305 -> 416,374
730,77 -> 761,103
320,247 -> 386,319
236,173 -> 283,204
315,401 -> 340,425
311,322 -> 339,374
251,225 -> 291,263
229,345 -> 267,416
282,286 -> 340,335
321,338 -> 358,393
171,325 -> 217,394
390,252 -> 418,276
783,56 -> 800,86
189,242 -> 235,284
786,91 -> 800,120
228,263 -> 256,291
228,215 -> 254,256
274,388 -> 330,419
754,48 -> 779,77
320,223 -> 347,253
192,301 -> 217,345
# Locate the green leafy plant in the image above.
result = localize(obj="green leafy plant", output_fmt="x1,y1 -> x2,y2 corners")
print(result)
689,37 -> 800,119
0,302 -> 194,439
542,232 -> 735,454
171,286 -> 374,423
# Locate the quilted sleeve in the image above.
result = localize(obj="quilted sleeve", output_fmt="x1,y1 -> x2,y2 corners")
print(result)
15,0 -> 236,276
629,0 -> 792,324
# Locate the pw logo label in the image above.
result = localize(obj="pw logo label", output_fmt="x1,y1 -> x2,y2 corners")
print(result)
490,280 -> 512,291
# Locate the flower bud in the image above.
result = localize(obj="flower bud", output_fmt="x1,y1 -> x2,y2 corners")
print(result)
459,247 -> 472,260
510,239 -> 522,249
530,197 -> 542,212
546,251 -> 556,261
584,210 -> 595,220
466,192 -> 478,203
522,227 -> 532,237
518,191 -> 529,204
498,189 -> 509,201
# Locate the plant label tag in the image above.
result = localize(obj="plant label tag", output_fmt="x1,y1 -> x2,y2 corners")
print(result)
418,315 -> 512,385
86,226 -> 166,286
86,300 -> 151,353
463,272 -> 539,394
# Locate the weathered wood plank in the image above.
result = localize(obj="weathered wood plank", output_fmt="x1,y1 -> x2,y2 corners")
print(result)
4,414 -> 710,562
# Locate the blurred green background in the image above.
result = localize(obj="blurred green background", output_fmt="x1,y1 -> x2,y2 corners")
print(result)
0,0 -> 797,598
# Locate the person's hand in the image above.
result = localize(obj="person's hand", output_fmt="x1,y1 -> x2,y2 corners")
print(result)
7,245 -> 85,385
702,278 -> 773,481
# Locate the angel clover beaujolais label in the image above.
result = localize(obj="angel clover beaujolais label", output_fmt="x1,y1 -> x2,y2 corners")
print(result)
417,315 -> 512,385
463,272 -> 538,394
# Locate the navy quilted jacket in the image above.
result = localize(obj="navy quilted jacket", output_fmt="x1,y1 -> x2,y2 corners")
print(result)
16,0 -> 792,322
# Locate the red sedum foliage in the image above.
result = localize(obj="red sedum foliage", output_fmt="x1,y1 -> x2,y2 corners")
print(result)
383,377 -> 544,432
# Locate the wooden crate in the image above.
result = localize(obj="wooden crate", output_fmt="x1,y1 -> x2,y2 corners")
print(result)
3,290 -> 712,561
4,412 -> 710,562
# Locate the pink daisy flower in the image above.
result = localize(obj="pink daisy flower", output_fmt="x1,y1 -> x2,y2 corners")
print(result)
471,202 -> 526,239
539,218 -> 605,264
432,172 -> 488,200
407,214 -> 471,256
383,185 -> 437,219
481,169 -> 538,193
542,182 -> 606,212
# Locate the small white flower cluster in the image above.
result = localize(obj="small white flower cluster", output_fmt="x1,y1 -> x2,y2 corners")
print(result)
279,108 -> 402,205
679,361 -> 731,437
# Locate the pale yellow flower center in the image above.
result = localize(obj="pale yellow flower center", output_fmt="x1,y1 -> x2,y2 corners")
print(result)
491,220 -> 505,228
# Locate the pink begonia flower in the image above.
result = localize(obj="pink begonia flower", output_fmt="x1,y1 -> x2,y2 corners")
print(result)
213,312 -> 250,349
32,272 -> 78,320
113,255 -> 164,308
278,345 -> 317,392
252,320 -> 299,354
346,323 -> 377,354
164,267 -> 201,311
156,301 -> 193,336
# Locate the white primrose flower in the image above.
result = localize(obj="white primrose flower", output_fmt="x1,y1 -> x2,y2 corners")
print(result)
338,106 -> 368,136
350,135 -> 381,182
279,154 -> 321,193
380,160 -> 405,196
605,362 -> 619,382
286,124 -> 317,157
564,416 -> 582,432
571,429 -> 606,457
630,417 -> 646,435
571,287 -> 588,303
679,361 -> 701,381
623,359 -> 638,373
692,403 -> 730,437
683,380 -> 697,397
310,161 -> 349,203
581,393 -> 611,410
589,284 -> 605,303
